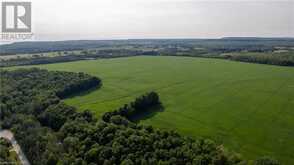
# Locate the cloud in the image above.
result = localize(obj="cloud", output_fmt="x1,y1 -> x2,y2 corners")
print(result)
25,0 -> 294,40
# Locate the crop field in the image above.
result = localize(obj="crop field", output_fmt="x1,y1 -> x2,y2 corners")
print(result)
14,56 -> 294,164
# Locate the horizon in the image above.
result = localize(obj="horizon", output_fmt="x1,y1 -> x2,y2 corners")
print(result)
1,36 -> 294,45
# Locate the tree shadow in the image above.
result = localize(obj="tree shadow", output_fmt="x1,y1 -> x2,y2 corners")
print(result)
62,85 -> 101,99
129,104 -> 165,123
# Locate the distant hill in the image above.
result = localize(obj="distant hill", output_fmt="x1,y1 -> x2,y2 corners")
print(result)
221,37 -> 294,41
0,40 -> 130,55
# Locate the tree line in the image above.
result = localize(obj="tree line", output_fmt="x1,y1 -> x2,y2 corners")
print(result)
0,49 -> 159,67
102,92 -> 160,122
223,52 -> 294,67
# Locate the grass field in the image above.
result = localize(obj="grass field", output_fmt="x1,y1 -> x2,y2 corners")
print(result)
14,56 -> 294,164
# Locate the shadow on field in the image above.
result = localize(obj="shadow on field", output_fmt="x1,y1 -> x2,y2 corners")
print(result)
129,104 -> 165,122
63,85 -> 101,99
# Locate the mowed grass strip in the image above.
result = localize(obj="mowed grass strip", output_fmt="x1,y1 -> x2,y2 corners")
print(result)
13,56 -> 294,164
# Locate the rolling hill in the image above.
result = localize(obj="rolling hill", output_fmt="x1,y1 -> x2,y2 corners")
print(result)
12,56 -> 294,164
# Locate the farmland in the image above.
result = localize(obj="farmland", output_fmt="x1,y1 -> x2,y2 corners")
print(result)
14,56 -> 294,164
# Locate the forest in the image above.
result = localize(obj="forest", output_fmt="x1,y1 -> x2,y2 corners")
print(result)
0,68 -> 281,165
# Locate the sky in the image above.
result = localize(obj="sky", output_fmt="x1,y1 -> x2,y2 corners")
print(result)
1,0 -> 294,41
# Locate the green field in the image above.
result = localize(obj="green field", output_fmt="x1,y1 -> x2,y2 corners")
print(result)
15,56 -> 294,164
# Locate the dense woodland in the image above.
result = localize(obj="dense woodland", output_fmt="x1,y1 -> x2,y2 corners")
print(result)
0,68 -> 281,165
